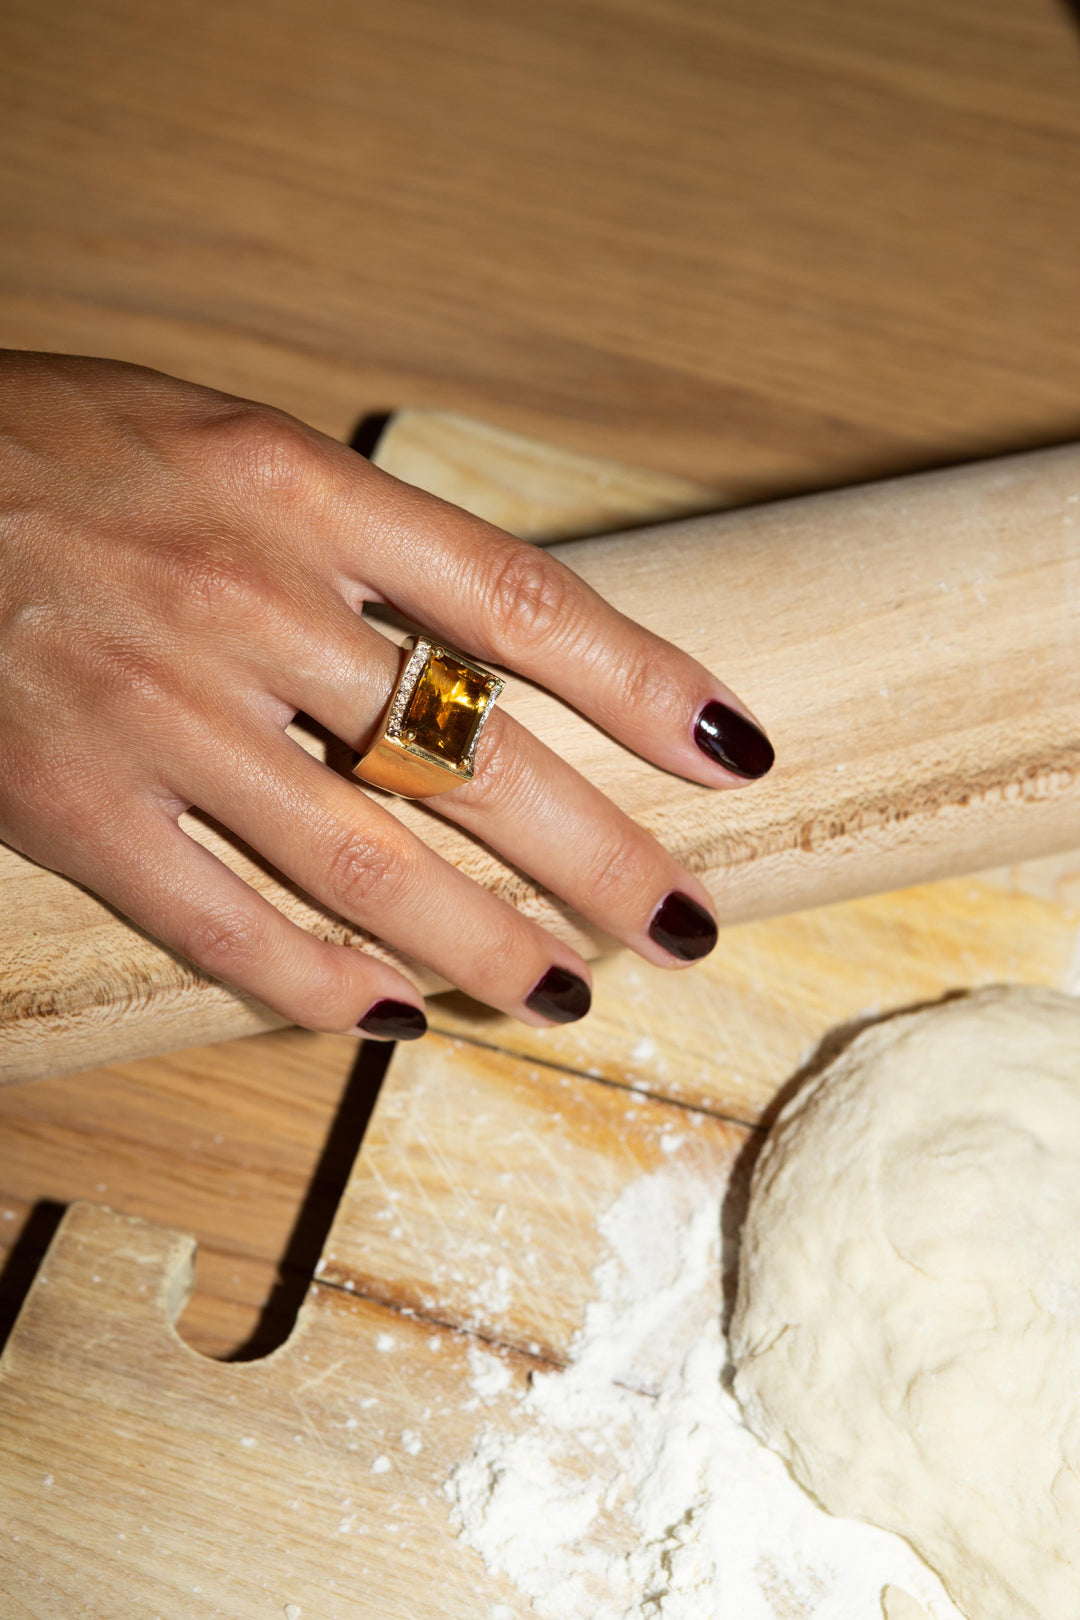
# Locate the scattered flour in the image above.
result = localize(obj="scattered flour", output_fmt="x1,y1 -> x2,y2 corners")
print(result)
468,1343 -> 515,1400
447,1173 -> 962,1619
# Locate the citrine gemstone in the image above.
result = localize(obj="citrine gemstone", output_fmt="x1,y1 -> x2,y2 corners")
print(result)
401,651 -> 492,764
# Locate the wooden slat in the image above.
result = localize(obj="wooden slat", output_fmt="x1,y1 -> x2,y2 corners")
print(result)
319,1032 -> 745,1362
0,1201 -> 537,1620
0,1024 -> 746,1616
371,409 -> 722,539
430,870 -> 1080,1124
7,855 -> 1077,1361
0,1028 -> 363,1361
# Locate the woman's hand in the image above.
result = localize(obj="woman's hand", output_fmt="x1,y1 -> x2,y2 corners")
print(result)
0,352 -> 773,1039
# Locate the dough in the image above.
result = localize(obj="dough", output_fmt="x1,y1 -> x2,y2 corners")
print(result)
881,1590 -> 930,1620
730,985 -> 1080,1620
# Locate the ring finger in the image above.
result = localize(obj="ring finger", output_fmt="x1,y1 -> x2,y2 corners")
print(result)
166,721 -> 595,1027
277,615 -> 720,969
434,705 -> 720,967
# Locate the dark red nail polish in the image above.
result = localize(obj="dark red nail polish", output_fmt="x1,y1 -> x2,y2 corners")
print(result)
358,999 -> 427,1040
649,892 -> 719,962
525,966 -> 592,1024
695,701 -> 774,779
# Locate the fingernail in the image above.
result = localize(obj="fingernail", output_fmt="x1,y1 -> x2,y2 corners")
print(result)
695,701 -> 774,779
357,999 -> 427,1040
525,966 -> 592,1024
649,891 -> 719,962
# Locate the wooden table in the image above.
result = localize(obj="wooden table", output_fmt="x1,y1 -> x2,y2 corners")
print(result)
3,7 -> 1080,1605
3,0 -> 1080,493
2,0 -> 1080,1351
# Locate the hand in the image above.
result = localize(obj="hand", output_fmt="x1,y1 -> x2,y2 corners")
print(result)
0,352 -> 774,1039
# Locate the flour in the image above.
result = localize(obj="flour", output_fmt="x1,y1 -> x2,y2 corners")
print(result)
447,1173 -> 961,1620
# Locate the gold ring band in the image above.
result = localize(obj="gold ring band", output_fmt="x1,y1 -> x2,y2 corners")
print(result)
352,636 -> 505,799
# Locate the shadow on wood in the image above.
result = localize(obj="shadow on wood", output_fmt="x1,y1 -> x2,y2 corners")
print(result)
223,1039 -> 396,1363
0,1198 -> 66,1354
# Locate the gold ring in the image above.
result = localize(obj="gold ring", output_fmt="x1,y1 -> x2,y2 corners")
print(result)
352,636 -> 505,799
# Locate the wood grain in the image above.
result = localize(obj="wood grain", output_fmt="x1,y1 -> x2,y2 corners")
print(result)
386,444 -> 1080,933
4,855 -> 1078,1362
372,409 -> 722,540
4,6 -> 1080,1601
6,433 -> 1080,1084
319,1032 -> 746,1363
431,868 -> 1080,1126
0,1041 -> 746,1617
0,1201 -> 538,1619
7,405 -> 1079,1361
0,1028 -> 366,1361
2,0 -> 1080,494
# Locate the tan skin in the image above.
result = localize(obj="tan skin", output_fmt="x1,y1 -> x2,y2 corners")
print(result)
0,351 -> 773,1038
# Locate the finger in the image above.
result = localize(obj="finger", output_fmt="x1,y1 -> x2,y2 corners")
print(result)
318,461 -> 775,788
164,404 -> 772,787
439,706 -> 720,967
55,799 -> 429,1040
264,618 -> 720,969
255,610 -> 720,967
168,727 -> 594,1027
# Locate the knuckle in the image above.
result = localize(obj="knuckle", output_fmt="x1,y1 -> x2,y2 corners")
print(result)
468,913 -> 524,988
482,544 -> 576,652
182,910 -> 268,978
210,405 -> 320,499
86,636 -> 176,714
157,538 -> 254,620
294,943 -> 357,1030
584,823 -> 651,911
606,650 -> 676,720
324,824 -> 412,916
2,749 -> 88,847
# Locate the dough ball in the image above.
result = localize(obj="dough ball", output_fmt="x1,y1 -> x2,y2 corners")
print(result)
881,1590 -> 931,1620
730,985 -> 1080,1620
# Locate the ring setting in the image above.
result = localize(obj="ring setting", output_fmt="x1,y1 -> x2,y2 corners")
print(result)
353,636 -> 505,799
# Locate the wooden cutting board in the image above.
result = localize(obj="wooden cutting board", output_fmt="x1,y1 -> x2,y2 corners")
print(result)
3,418 -> 1080,1616
3,894 -> 1078,1615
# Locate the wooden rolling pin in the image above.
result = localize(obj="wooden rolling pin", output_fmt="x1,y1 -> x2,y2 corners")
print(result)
3,422 -> 1079,1083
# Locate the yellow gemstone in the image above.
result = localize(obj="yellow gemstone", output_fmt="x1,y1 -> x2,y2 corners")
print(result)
402,651 -> 491,765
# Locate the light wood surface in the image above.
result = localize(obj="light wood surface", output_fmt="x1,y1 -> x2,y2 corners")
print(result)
432,865 -> 1080,1126
0,1027 -> 368,1361
4,3 -> 1080,1610
3,0 -> 1080,496
0,1199 -> 541,1619
4,476 -> 1080,1600
4,856 -> 1078,1365
6,425 -> 1080,1084
5,364 -> 1080,1620
5,874 -> 1080,1613
9,405 -> 1079,1369
372,409 -> 722,540
0,1036 -> 743,1619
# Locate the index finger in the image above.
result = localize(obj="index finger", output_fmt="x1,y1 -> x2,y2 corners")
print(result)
339,462 -> 775,789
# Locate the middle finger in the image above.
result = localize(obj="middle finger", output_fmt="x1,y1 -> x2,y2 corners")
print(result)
289,626 -> 721,969
167,718 -> 595,1026
226,593 -> 719,971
